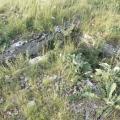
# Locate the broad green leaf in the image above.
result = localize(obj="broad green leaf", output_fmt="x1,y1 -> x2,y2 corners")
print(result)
108,83 -> 116,99
103,98 -> 114,106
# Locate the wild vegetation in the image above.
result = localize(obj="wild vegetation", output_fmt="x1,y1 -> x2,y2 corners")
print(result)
0,0 -> 120,120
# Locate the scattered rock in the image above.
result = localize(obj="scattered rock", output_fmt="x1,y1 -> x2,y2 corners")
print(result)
19,75 -> 29,89
11,41 -> 27,49
102,43 -> 118,57
66,82 -> 84,96
0,96 -> 4,104
81,33 -> 120,58
55,26 -> 63,33
0,32 -> 52,64
84,79 -> 101,96
0,14 -> 8,24
0,20 -> 82,64
27,100 -> 36,107
70,99 -> 105,119
83,34 -> 93,40
29,55 -> 47,65
85,79 -> 94,88
81,34 -> 95,48
5,107 -> 19,117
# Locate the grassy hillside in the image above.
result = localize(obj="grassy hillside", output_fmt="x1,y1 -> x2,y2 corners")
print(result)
0,0 -> 119,46
0,0 -> 120,120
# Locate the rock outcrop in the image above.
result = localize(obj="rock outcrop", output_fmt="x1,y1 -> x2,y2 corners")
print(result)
0,32 -> 54,64
0,20 -> 81,64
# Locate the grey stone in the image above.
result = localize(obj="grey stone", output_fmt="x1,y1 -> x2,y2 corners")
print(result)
0,96 -> 4,104
29,55 -> 47,65
11,41 -> 27,48
0,33 -> 51,63
55,26 -> 63,33
102,44 -> 117,57
27,100 -> 36,107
